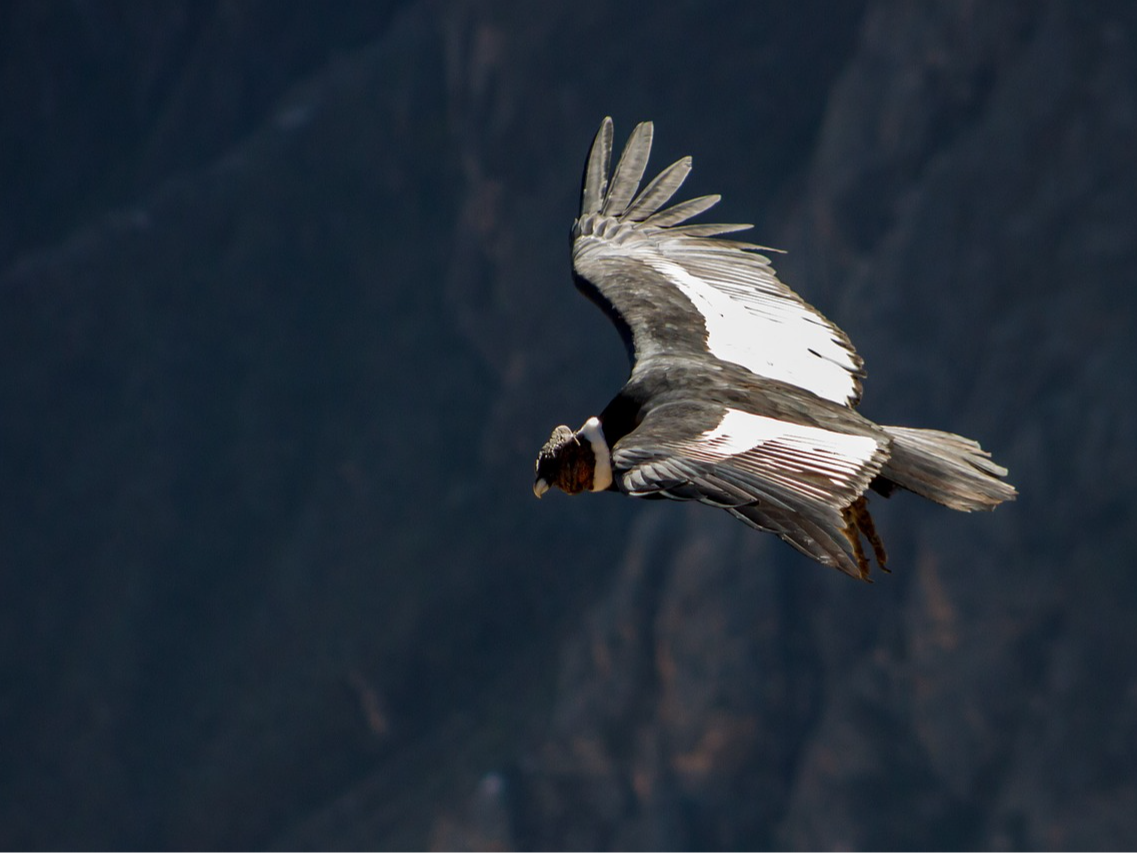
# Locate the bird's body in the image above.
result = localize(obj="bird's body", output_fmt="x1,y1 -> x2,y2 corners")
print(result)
534,118 -> 1015,579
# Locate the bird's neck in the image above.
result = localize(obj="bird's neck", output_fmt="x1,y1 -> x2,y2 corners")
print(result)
578,416 -> 613,491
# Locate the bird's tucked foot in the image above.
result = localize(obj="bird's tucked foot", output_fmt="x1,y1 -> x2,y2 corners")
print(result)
842,496 -> 889,580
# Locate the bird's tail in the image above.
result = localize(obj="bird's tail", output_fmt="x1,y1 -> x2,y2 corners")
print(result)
878,426 -> 1017,511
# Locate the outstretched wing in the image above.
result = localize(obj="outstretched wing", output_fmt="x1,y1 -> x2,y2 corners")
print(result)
572,117 -> 865,408
611,401 -> 890,577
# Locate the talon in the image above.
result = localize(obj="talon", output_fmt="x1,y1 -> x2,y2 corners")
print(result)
842,496 -> 888,579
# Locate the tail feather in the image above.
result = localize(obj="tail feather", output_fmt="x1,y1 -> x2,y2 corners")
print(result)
880,426 -> 1017,511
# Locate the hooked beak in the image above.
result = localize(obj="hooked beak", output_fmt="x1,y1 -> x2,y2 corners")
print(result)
533,478 -> 550,499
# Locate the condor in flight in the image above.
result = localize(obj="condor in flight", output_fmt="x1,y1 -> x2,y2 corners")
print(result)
534,118 -> 1015,579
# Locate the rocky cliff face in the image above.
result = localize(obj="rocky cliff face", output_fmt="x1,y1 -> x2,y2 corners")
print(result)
2,1 -> 1135,849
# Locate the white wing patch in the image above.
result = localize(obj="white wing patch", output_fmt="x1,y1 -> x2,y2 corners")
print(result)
692,408 -> 879,497
645,257 -> 859,405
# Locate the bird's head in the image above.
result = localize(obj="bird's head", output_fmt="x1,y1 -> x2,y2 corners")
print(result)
534,424 -> 597,498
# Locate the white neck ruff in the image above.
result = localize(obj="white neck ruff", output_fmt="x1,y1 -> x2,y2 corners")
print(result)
578,416 -> 613,491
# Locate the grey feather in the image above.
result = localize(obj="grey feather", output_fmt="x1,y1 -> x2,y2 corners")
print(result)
731,502 -> 861,577
663,223 -> 753,238
623,156 -> 692,221
641,194 -> 721,228
879,426 -> 1017,510
602,122 -> 654,217
581,117 -> 614,216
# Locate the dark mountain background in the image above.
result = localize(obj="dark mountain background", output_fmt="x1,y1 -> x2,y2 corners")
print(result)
2,1 -> 1135,848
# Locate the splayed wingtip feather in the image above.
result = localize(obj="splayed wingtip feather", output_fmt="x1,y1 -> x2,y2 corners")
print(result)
602,121 -> 654,218
581,116 -> 614,216
623,156 -> 693,221
640,194 -> 722,228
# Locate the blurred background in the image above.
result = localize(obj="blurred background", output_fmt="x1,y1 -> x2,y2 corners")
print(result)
2,0 -> 1136,848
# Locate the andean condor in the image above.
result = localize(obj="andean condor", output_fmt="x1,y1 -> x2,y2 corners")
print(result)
534,118 -> 1016,579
